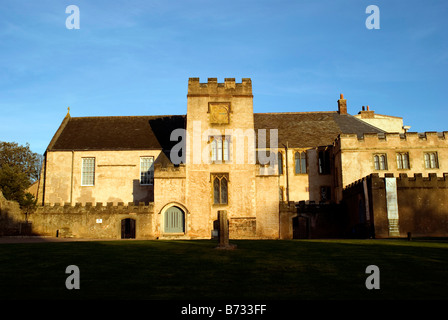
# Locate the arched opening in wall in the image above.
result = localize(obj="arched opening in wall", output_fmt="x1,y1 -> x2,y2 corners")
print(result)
293,215 -> 309,239
121,218 -> 136,239
164,206 -> 185,234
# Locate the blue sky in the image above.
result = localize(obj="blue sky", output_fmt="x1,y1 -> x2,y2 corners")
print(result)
1,0 -> 447,155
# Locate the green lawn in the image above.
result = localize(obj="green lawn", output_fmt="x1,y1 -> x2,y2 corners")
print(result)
0,239 -> 447,300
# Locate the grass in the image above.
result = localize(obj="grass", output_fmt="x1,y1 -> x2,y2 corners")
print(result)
0,238 -> 447,300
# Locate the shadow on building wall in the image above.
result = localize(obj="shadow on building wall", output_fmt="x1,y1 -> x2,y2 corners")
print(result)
132,179 -> 154,204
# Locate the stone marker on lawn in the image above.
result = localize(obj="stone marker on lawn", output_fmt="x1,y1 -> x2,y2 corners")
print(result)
216,210 -> 236,250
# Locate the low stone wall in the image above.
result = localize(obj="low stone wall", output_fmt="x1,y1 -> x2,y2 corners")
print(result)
279,201 -> 347,239
30,202 -> 155,239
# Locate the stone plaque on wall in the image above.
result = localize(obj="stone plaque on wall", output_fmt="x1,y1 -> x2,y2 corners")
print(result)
209,102 -> 230,124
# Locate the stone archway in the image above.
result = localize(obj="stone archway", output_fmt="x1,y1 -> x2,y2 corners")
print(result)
159,202 -> 189,236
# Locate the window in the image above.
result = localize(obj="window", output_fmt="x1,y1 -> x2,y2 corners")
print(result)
210,136 -> 230,163
212,174 -> 228,204
295,151 -> 307,174
140,157 -> 154,185
396,152 -> 410,169
81,158 -> 95,186
424,152 -> 439,169
277,152 -> 283,175
318,149 -> 331,174
374,154 -> 387,170
320,186 -> 331,202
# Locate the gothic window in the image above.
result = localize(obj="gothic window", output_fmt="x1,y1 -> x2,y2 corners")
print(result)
140,157 -> 154,185
396,152 -> 410,169
212,173 -> 228,204
318,149 -> 331,174
295,151 -> 307,174
374,154 -> 387,170
81,158 -> 95,186
424,152 -> 438,169
210,136 -> 230,163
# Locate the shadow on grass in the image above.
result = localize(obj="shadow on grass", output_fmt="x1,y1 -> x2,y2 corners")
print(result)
0,239 -> 447,300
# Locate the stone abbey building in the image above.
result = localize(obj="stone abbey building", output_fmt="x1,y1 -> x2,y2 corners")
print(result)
29,78 -> 448,239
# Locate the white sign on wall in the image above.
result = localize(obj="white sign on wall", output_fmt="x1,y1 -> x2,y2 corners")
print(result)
385,177 -> 399,220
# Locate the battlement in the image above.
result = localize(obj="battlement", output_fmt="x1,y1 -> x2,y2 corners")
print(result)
36,201 -> 154,214
344,172 -> 448,191
336,131 -> 448,149
187,77 -> 252,97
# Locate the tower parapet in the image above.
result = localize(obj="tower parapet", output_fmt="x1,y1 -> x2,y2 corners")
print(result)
187,77 -> 252,97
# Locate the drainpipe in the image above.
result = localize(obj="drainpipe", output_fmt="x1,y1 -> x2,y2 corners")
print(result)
41,151 -> 48,206
283,142 -> 290,203
70,150 -> 74,205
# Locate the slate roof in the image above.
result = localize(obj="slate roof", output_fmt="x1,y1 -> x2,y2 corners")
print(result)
49,115 -> 186,151
48,111 -> 384,152
254,111 -> 385,148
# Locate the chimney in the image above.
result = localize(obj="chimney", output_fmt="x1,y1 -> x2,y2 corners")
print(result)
358,105 -> 375,118
338,93 -> 347,115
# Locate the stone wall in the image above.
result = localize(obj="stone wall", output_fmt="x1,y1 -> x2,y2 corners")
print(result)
279,201 -> 296,239
334,131 -> 448,202
30,202 -> 155,239
0,190 -> 29,236
279,200 -> 347,240
41,149 -> 162,205
343,173 -> 448,238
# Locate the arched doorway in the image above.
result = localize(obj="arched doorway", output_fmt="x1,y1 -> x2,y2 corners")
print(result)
121,218 -> 136,239
164,206 -> 185,233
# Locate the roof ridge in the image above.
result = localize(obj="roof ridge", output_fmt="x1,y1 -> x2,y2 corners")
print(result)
255,111 -> 337,115
69,114 -> 185,120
